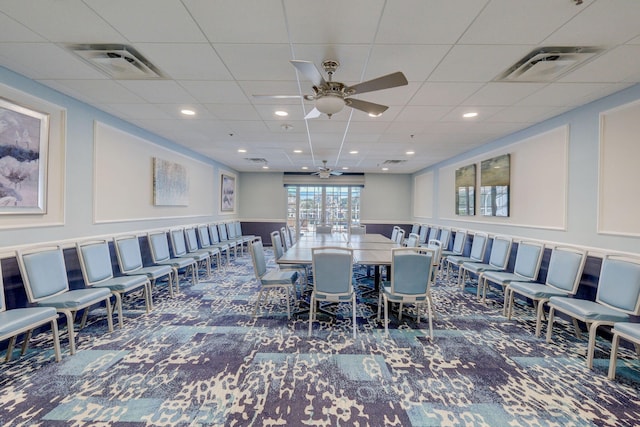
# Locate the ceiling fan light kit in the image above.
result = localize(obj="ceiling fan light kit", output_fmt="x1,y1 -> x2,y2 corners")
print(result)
315,94 -> 345,116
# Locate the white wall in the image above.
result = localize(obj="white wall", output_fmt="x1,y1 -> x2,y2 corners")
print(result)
0,66 -> 235,251
238,172 -> 287,221
412,83 -> 640,256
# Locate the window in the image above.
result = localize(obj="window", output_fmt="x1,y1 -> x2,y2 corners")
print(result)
286,185 -> 361,235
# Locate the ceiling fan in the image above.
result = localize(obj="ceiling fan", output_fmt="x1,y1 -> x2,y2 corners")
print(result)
254,59 -> 408,119
312,160 -> 342,179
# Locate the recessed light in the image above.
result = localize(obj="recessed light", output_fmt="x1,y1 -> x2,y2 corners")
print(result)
342,167 -> 349,170
382,167 -> 389,171
349,150 -> 358,154
369,112 -> 382,117
463,112 -> 478,118
275,110 -> 288,117
237,149 -> 247,153
406,150 -> 415,155
301,166 -> 308,170
262,165 -> 269,169
181,109 -> 196,116
293,149 -> 302,153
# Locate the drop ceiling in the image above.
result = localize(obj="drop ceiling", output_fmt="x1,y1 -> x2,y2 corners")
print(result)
1,0 -> 640,174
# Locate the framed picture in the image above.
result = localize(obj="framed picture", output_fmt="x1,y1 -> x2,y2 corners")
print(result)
0,97 -> 49,214
220,173 -> 235,212
153,157 -> 189,206
455,164 -> 476,216
480,154 -> 510,217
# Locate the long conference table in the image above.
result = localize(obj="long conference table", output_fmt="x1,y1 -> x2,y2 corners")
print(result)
277,233 -> 401,287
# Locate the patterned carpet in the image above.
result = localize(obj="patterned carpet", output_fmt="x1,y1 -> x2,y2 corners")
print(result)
1,250 -> 639,426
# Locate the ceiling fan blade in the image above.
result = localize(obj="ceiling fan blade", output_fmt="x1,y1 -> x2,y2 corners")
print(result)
304,108 -> 322,119
290,60 -> 326,87
347,71 -> 408,95
330,170 -> 343,176
346,98 -> 389,116
252,94 -> 302,99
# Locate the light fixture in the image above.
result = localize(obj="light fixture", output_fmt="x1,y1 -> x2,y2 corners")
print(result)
315,94 -> 345,116
406,150 -> 415,155
463,112 -> 478,118
342,167 -> 349,170
262,165 -> 269,169
275,110 -> 288,117
293,149 -> 302,153
181,109 -> 196,116
237,149 -> 247,153
301,166 -> 308,170
368,112 -> 382,117
382,167 -> 389,171
349,150 -> 358,154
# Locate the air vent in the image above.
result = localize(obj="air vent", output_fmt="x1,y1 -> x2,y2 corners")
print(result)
495,46 -> 603,82
68,44 -> 164,79
382,160 -> 407,165
244,158 -> 268,164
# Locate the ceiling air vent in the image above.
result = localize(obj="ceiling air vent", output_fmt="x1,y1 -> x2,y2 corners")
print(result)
495,46 -> 603,82
244,158 -> 268,164
68,44 -> 165,79
382,160 -> 407,165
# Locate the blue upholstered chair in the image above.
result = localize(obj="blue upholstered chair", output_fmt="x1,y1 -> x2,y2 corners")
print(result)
1,267 -> 61,362
444,232 -> 489,286
427,226 -> 440,244
506,246 -> 586,337
196,224 -> 226,271
234,221 -> 255,249
394,229 -> 405,245
608,322 -> 640,380
309,247 -> 356,338
172,227 -> 211,280
546,254 -> 640,369
459,235 -> 512,297
76,239 -> 152,328
479,241 -> 545,310
280,226 -> 292,250
377,247 -> 434,339
249,237 -> 298,319
410,223 -> 420,235
270,230 -> 307,287
440,230 -> 467,281
226,222 -> 247,256
418,225 -> 428,245
113,234 -> 175,299
390,226 -> 400,242
17,245 -> 114,355
208,223 -> 234,262
404,232 -> 419,248
217,223 -> 241,257
149,230 -> 197,288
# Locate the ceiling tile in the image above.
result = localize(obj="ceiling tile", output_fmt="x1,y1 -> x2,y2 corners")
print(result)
118,80 -> 198,103
461,82 -> 548,106
179,81 -> 249,104
136,43 -> 232,81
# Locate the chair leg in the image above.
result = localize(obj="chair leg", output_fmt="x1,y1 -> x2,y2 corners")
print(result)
62,310 -> 77,355
384,295 -> 389,336
546,307 -> 556,343
587,321 -> 606,369
253,289 -> 264,318
608,332 -> 621,380
502,285 -> 509,316
308,293 -> 315,337
5,336 -> 17,361
426,297 -> 433,341
51,318 -> 62,362
377,292 -> 383,321
535,300 -> 546,338
113,292 -> 124,329
507,289 -> 515,320
352,294 -> 356,339
572,318 -> 583,340
145,280 -> 153,313
285,286 -> 291,320
20,329 -> 34,356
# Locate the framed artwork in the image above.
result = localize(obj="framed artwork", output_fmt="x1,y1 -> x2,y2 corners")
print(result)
0,97 -> 49,214
153,157 -> 189,206
220,173 -> 235,212
455,164 -> 476,216
480,154 -> 510,217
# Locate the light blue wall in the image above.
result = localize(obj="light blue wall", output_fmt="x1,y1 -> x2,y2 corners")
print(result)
413,83 -> 640,255
0,66 -> 235,249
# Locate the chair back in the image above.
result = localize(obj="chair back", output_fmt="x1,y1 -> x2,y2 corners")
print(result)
425,239 -> 443,266
439,228 -> 451,250
248,238 -> 267,280
270,231 -> 285,260
469,232 -> 488,262
450,230 -> 467,256
17,246 -> 70,303
418,225 -> 428,244
427,227 -> 439,242
390,226 -> 399,242
410,223 -> 420,234
488,235 -> 512,269
235,221 -> 243,237
218,223 -> 229,241
198,225 -> 212,248
545,246 -> 586,293
76,240 -> 115,286
149,231 -> 173,262
170,229 -> 191,257
512,241 -> 544,280
312,247 -> 354,297
391,247 -> 432,296
596,255 -> 640,315
184,228 -> 202,253
281,226 -> 292,249
287,225 -> 297,243
209,223 -> 222,244
394,229 -> 405,244
113,235 -> 145,273
226,222 -> 237,239
405,233 -> 419,248
0,269 -> 6,313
